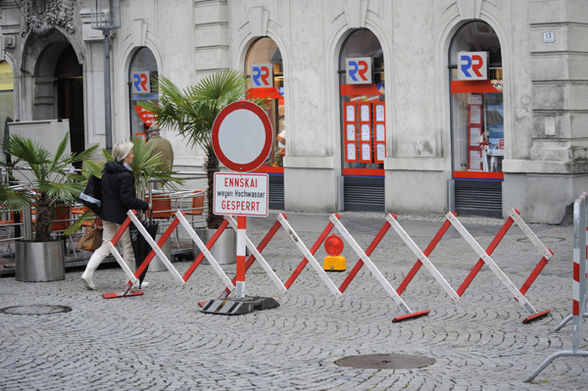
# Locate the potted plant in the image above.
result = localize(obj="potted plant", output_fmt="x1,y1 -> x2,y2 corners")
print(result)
142,70 -> 261,263
0,133 -> 98,281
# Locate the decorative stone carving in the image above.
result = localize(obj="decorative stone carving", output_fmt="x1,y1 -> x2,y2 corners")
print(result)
21,0 -> 75,37
456,0 -> 483,20
344,0 -> 368,28
247,6 -> 269,37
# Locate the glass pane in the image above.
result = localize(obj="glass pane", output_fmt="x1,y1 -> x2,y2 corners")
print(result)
245,37 -> 285,167
128,47 -> 158,138
450,22 -> 503,173
0,61 -> 14,153
339,29 -> 384,170
449,22 -> 501,67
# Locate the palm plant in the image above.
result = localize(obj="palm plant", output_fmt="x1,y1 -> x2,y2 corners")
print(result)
0,133 -> 98,242
0,183 -> 31,211
141,69 -> 252,229
129,136 -> 184,200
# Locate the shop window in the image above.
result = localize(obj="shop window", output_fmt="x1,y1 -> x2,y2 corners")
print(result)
128,47 -> 158,139
245,37 -> 285,168
0,61 -> 14,142
449,22 -> 503,175
339,29 -> 385,174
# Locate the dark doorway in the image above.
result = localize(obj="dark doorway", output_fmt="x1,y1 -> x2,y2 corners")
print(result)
56,45 -> 84,157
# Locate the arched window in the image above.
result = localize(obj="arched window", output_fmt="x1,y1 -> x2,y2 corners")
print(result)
0,61 -> 14,136
449,21 -> 503,173
338,29 -> 386,212
245,37 -> 284,167
339,29 -> 385,171
128,47 -> 158,139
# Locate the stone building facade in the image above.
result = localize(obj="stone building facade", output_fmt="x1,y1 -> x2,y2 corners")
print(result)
0,0 -> 586,223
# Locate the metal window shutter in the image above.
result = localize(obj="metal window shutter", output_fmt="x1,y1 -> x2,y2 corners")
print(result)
454,179 -> 502,218
343,176 -> 385,212
269,174 -> 284,210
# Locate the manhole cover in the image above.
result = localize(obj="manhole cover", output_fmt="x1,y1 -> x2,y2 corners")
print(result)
335,353 -> 435,370
0,305 -> 72,315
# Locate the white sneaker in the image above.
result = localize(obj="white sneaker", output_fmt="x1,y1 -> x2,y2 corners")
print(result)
81,272 -> 95,290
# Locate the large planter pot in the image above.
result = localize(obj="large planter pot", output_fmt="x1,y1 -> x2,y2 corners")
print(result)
15,240 -> 65,282
194,227 -> 236,265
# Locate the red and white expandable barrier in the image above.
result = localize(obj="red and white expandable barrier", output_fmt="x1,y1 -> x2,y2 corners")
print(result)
103,210 -> 186,299
102,207 -> 552,325
215,212 -> 429,321
390,210 -> 552,323
213,210 -> 552,323
445,211 -> 551,323
526,193 -> 588,382
328,215 -> 431,321
103,209 -> 236,299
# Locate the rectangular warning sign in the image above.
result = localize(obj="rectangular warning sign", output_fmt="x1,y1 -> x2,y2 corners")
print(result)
213,172 -> 269,217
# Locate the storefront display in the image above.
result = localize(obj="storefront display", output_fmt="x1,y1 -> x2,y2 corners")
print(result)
245,37 -> 285,209
128,47 -> 158,139
449,21 -> 504,217
0,61 -> 14,139
449,22 -> 503,176
245,37 -> 285,169
339,29 -> 386,211
339,29 -> 385,173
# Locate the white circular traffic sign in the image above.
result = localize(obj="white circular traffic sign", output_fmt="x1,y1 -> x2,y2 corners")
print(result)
212,101 -> 273,172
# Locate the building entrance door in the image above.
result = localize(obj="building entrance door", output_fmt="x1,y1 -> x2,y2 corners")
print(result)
56,45 -> 84,156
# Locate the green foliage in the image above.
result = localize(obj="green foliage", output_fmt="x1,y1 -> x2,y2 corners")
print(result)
141,69 -> 250,155
140,69 -> 266,228
0,132 -> 99,242
129,136 -> 184,199
0,183 -> 31,211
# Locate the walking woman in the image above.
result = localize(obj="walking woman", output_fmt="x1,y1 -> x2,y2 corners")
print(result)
81,141 -> 149,290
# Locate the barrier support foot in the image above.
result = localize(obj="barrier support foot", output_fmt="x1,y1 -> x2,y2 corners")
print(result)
200,296 -> 280,316
102,290 -> 144,299
392,309 -> 431,322
522,309 -> 551,324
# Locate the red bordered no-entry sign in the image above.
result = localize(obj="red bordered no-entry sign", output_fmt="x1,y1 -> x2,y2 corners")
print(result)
211,100 -> 273,172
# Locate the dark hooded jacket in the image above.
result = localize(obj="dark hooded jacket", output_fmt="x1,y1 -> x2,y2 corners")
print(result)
100,161 -> 149,224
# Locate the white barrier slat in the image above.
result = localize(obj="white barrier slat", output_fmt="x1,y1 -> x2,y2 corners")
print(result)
127,211 -> 185,284
329,215 -> 412,313
509,210 -> 553,259
277,214 -> 342,296
107,241 -> 138,284
227,216 -> 287,294
446,212 -> 537,314
175,211 -> 235,290
385,214 -> 460,303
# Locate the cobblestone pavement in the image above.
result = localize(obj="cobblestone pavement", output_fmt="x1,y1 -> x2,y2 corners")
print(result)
0,211 -> 586,390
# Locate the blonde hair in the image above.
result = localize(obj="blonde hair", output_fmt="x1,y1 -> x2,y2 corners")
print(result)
112,141 -> 134,162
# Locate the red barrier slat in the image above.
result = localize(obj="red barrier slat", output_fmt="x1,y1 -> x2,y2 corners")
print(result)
284,219 -> 337,290
183,219 -> 230,282
111,212 -> 135,245
396,219 -> 452,295
456,216 -> 515,297
392,309 -> 431,322
221,219 -> 283,298
519,253 -> 551,295
339,221 -> 391,293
